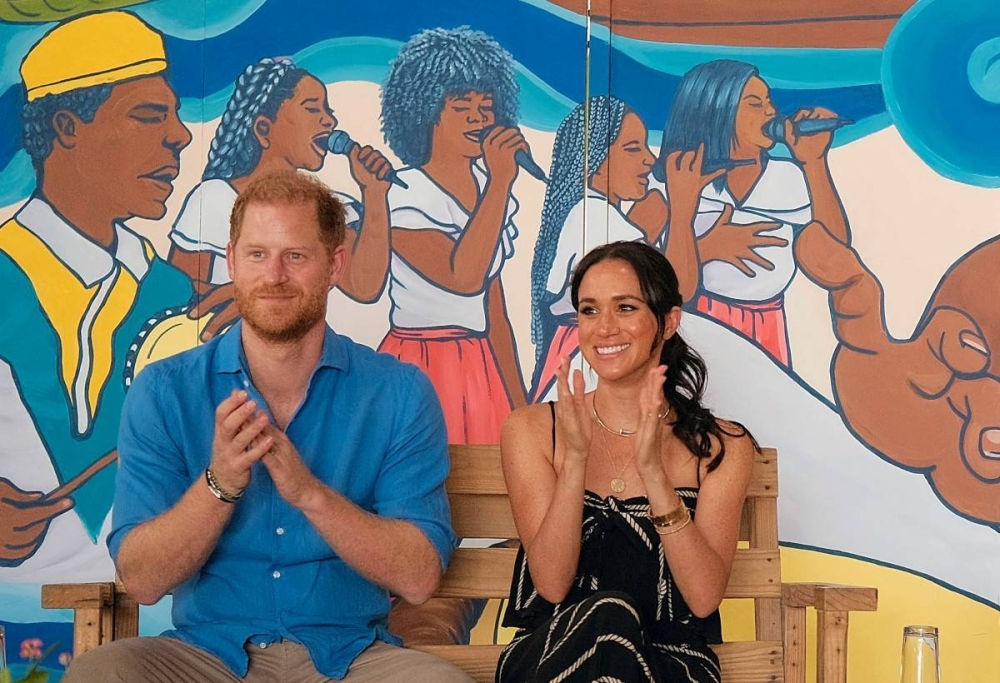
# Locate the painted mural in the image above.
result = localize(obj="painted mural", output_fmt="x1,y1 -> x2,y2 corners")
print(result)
0,0 -> 998,680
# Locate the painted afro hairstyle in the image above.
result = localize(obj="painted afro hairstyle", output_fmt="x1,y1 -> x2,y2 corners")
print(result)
381,26 -> 520,167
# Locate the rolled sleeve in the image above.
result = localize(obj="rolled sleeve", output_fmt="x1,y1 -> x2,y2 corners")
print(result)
107,364 -> 192,561
373,368 -> 457,569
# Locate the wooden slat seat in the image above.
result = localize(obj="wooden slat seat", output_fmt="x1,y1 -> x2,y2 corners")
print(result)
42,445 -> 877,683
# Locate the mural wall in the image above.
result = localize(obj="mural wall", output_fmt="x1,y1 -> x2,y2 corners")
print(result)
1,0 -> 998,680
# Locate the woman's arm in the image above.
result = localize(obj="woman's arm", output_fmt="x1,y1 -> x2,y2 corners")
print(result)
657,148 -> 728,303
487,278 -> 527,408
634,367 -> 754,617
392,127 -> 527,295
785,108 -> 850,244
651,430 -> 754,616
338,145 -> 393,303
502,362 -> 591,602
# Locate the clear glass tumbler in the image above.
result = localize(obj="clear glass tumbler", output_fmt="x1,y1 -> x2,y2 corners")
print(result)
901,624 -> 941,683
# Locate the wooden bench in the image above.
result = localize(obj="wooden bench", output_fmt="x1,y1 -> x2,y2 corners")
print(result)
43,445 -> 877,682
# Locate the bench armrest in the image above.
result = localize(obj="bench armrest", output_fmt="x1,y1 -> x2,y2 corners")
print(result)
781,582 -> 879,683
41,580 -> 139,655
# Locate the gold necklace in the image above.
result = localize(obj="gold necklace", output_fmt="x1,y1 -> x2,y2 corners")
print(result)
597,426 -> 636,494
592,399 -> 671,438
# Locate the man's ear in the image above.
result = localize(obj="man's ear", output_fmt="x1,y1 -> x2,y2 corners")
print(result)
52,111 -> 80,150
328,245 -> 348,287
226,241 -> 236,282
253,116 -> 272,149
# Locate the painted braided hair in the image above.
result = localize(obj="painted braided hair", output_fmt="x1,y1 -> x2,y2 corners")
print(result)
381,26 -> 519,167
529,95 -> 628,362
653,59 -> 759,192
203,57 -> 310,181
571,241 -> 758,470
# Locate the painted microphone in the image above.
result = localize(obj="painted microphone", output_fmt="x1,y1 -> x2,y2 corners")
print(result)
764,115 -> 854,143
651,157 -> 754,183
326,130 -> 409,189
478,125 -> 548,183
703,158 -> 755,174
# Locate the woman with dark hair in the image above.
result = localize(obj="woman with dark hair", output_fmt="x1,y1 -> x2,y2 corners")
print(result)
498,241 -> 757,682
647,59 -> 850,366
168,57 -> 393,335
379,27 -> 536,443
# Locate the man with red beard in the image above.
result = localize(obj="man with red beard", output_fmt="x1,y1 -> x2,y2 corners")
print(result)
65,171 -> 472,683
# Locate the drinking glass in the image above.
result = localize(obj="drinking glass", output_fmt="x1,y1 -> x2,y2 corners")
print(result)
901,624 -> 941,683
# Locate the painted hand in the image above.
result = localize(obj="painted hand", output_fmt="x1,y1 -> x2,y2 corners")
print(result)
785,107 -> 837,164
663,145 -> 727,210
348,143 -> 393,193
795,220 -> 1000,525
481,125 -> 528,186
186,283 -> 239,342
698,203 -> 786,276
0,479 -> 74,566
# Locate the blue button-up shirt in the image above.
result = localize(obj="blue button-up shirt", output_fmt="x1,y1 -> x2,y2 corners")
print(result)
109,321 -> 457,679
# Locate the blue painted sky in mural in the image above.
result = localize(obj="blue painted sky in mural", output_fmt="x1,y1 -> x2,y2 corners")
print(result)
0,0 -> 889,204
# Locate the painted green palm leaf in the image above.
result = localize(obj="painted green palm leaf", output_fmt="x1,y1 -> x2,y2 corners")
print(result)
0,0 -> 148,23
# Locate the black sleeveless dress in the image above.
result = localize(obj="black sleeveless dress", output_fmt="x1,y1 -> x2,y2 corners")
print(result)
496,487 -> 722,683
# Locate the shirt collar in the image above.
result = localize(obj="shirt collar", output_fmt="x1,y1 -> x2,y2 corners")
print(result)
15,195 -> 152,286
214,320 -> 351,376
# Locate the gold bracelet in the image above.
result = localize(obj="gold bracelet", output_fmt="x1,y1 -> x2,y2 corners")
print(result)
654,514 -> 692,536
649,503 -> 689,529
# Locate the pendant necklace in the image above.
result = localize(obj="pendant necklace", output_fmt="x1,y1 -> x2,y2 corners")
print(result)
597,426 -> 635,494
592,398 -> 672,494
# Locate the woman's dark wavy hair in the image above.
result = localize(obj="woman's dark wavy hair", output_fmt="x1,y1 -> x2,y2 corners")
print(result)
570,241 -> 757,471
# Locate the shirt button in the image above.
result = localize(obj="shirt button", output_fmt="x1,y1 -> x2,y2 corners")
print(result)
258,642 -> 268,649
272,570 -> 281,579
276,527 -> 285,536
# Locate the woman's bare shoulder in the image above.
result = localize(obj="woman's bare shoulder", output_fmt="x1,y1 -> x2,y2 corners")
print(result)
714,418 -> 758,463
502,402 -> 555,440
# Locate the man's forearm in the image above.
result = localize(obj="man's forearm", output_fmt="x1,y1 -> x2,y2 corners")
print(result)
116,478 -> 234,604
298,484 -> 442,604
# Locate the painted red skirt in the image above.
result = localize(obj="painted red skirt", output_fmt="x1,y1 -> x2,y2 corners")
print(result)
378,327 -> 512,444
531,323 -> 580,403
695,294 -> 789,366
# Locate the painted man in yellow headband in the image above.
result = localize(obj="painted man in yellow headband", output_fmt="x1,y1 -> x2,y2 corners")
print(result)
0,11 -> 194,575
